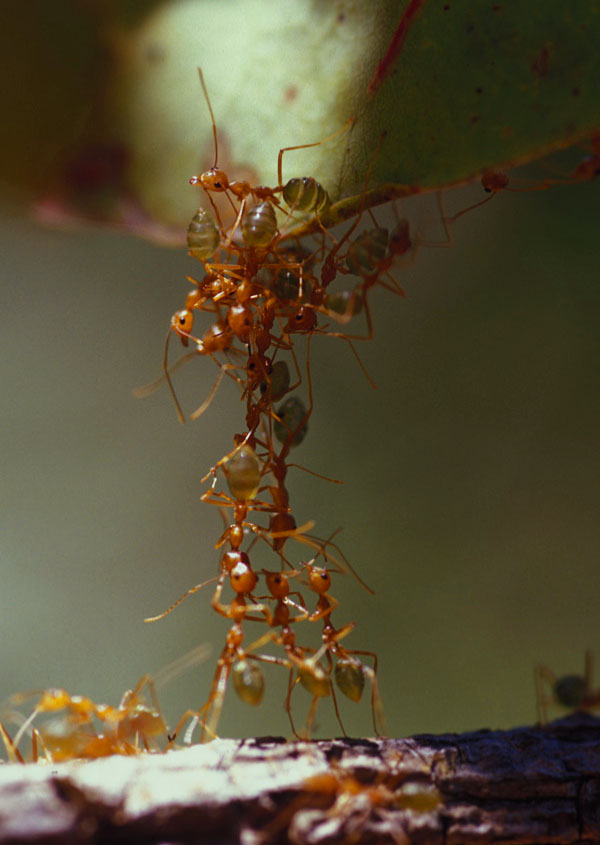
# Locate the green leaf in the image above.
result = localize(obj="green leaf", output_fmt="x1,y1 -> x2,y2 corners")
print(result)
103,0 -> 600,232
6,0 -> 600,236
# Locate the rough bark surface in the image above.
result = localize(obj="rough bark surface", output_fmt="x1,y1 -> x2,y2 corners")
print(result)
0,714 -> 598,844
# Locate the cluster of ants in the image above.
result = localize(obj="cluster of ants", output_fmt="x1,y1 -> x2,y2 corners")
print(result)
136,72 -> 415,747
2,72 -> 599,765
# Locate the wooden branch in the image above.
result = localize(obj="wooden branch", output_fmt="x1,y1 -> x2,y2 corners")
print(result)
0,714 -> 598,844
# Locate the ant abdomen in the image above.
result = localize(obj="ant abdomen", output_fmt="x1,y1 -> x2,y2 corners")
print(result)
346,228 -> 389,278
554,675 -> 587,708
241,202 -> 278,247
186,208 -> 220,259
282,177 -> 329,214
326,289 -> 364,317
232,659 -> 265,706
299,663 -> 331,698
260,360 -> 290,401
334,658 -> 365,702
274,396 -> 308,447
224,444 -> 262,501
273,267 -> 311,302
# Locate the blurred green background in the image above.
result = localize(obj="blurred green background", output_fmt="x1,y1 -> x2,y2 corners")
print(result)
1,171 -> 598,741
1,0 -> 598,745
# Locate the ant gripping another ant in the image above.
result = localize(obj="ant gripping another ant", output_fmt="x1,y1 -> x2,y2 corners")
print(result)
135,65 -> 475,743
1,645 -> 210,762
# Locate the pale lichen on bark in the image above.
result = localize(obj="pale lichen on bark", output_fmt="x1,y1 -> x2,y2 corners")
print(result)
0,714 -> 598,844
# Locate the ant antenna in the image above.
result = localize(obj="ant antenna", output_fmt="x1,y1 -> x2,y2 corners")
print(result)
197,68 -> 219,170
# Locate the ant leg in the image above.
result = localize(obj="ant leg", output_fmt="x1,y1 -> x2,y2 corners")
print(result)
162,327 -> 186,424
145,575 -> 220,622
133,349 -> 197,400
190,363 -> 234,420
341,649 -> 386,736
584,649 -> 593,692
284,667 -> 303,739
304,695 -> 321,739
276,118 -> 354,187
203,658 -> 232,741
0,722 -> 24,764
325,652 -> 348,737
534,664 -> 556,725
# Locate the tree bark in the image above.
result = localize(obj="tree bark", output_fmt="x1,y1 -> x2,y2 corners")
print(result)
0,714 -> 598,844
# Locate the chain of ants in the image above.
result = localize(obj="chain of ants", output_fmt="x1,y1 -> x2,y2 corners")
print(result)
3,81 -> 599,764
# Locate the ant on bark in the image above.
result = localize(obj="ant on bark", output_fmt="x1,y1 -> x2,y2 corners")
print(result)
535,650 -> 600,724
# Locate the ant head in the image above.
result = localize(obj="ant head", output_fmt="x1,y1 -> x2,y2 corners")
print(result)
191,70 -> 231,195
481,169 -> 509,193
262,569 -> 290,598
171,309 -> 194,343
304,561 -> 331,594
198,168 -> 230,193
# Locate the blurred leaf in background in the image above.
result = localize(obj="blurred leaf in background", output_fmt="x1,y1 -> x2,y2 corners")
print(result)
3,0 -> 600,232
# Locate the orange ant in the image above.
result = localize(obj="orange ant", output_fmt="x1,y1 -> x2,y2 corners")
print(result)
260,748 -> 440,842
245,569 -> 335,739
8,676 -> 167,762
448,137 -> 600,225
535,650 -> 600,724
165,559 -> 291,743
286,772 -> 440,843
189,68 -> 350,241
3,645 -> 212,762
296,551 -> 384,736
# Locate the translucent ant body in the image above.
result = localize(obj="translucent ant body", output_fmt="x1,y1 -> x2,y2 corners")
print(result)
189,68 -> 338,243
302,561 -> 385,736
166,561 -> 287,744
535,650 -> 600,724
248,569 -> 335,739
7,676 -> 167,762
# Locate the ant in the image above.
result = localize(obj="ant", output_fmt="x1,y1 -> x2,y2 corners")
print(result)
535,650 -> 600,724
245,569 -> 335,739
7,677 -> 166,762
132,66 -> 385,745
259,753 -> 441,843
190,68 -> 350,241
301,556 -> 385,736
165,559 -> 290,744
448,137 -> 600,225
